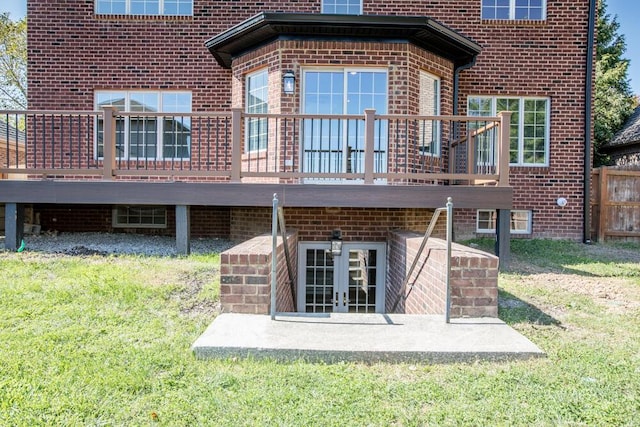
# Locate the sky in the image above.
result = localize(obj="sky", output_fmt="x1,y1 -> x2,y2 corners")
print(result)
1,0 -> 639,95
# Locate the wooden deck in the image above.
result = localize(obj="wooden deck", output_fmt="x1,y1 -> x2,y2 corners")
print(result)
0,180 -> 511,209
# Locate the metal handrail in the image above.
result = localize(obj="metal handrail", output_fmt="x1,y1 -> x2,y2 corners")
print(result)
391,197 -> 454,322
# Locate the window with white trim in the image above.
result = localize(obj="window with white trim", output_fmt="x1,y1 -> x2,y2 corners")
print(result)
245,69 -> 269,152
322,0 -> 362,15
468,96 -> 549,166
95,0 -> 193,15
95,91 -> 192,160
481,0 -> 546,20
113,206 -> 167,228
419,71 -> 441,156
477,209 -> 532,234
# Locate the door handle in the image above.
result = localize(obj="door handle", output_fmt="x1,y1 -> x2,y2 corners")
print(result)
334,292 -> 339,307
343,292 -> 348,306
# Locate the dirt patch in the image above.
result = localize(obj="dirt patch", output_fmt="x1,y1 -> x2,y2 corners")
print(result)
507,244 -> 640,316
170,268 -> 222,318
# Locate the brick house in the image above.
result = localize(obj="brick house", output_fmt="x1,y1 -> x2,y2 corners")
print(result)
0,0 -> 596,315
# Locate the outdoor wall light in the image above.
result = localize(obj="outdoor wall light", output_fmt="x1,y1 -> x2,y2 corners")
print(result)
330,229 -> 343,256
557,197 -> 568,207
283,71 -> 295,95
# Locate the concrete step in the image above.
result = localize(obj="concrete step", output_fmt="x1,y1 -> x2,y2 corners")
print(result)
192,313 -> 545,363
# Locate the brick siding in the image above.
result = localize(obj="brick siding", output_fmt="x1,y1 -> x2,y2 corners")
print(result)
26,0 -> 593,239
230,207 -> 446,242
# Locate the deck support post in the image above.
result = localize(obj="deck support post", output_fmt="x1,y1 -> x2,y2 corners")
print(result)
4,203 -> 25,251
495,209 -> 511,270
176,205 -> 191,255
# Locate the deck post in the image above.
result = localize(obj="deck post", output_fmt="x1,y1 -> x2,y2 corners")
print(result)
4,203 -> 24,251
231,108 -> 242,183
497,111 -> 512,187
495,209 -> 511,270
101,106 -> 117,180
363,109 -> 376,184
175,205 -> 191,255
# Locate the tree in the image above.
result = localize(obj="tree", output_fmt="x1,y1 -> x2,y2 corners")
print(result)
0,13 -> 27,110
594,0 -> 635,166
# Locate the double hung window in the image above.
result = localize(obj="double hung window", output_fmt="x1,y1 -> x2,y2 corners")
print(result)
245,69 -> 269,152
467,96 -> 549,166
481,0 -> 546,20
419,72 -> 441,156
322,0 -> 362,15
95,91 -> 192,160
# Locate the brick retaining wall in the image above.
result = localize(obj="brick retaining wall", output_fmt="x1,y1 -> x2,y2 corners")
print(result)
387,231 -> 498,318
220,231 -> 298,314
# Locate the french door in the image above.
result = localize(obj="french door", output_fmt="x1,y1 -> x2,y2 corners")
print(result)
297,242 -> 386,313
301,69 -> 388,179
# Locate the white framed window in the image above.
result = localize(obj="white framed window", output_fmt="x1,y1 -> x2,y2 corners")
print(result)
113,206 -> 167,228
477,209 -> 532,234
301,68 -> 388,178
245,69 -> 269,152
322,0 -> 362,15
467,96 -> 550,166
481,0 -> 546,20
95,0 -> 193,16
419,71 -> 441,157
95,90 -> 192,160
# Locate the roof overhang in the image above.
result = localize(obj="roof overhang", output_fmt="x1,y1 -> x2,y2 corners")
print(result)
205,13 -> 482,69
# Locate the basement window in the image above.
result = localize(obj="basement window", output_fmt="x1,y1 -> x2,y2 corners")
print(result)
477,209 -> 532,234
113,206 -> 167,228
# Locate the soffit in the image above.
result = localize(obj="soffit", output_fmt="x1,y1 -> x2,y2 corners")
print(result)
205,13 -> 482,69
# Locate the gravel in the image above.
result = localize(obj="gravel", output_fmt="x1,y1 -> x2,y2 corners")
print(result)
1,232 -> 235,256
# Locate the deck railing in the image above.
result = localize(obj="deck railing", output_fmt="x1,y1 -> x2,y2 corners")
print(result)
1,108 -> 511,186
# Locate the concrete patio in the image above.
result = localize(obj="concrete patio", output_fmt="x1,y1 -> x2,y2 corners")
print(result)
192,313 -> 545,363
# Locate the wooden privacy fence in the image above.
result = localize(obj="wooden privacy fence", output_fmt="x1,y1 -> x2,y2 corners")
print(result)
591,166 -> 640,242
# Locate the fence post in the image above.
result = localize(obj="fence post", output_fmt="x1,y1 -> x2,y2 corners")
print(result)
231,108 -> 242,183
598,167 -> 608,242
102,106 -> 117,180
364,109 -> 376,184
497,111 -> 511,187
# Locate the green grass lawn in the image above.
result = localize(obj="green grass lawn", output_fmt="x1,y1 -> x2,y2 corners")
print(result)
1,241 -> 639,426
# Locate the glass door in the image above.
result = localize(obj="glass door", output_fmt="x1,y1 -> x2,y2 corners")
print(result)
298,242 -> 386,313
301,69 -> 388,180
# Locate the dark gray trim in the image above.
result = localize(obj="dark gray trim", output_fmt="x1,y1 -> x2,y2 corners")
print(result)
205,13 -> 482,69
495,209 -> 511,270
583,0 -> 597,244
0,181 -> 513,210
4,203 -> 24,251
176,205 -> 191,255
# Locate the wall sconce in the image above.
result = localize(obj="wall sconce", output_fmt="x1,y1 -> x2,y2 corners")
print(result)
283,71 -> 295,95
330,229 -> 342,257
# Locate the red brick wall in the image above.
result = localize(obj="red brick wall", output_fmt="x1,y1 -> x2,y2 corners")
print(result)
230,207 -> 445,242
27,1 -> 592,240
33,204 -> 231,237
387,230 -> 498,317
220,231 -> 298,314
